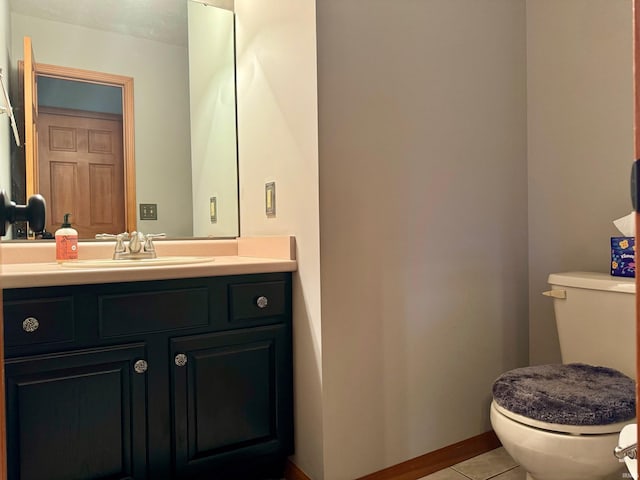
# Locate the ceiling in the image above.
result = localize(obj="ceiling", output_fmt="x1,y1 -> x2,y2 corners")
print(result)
9,0 -> 188,46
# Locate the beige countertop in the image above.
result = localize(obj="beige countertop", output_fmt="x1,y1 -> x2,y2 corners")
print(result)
1,236 -> 297,289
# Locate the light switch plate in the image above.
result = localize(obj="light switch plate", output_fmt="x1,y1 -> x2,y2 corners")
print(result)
265,182 -> 276,217
140,203 -> 157,220
210,197 -> 217,223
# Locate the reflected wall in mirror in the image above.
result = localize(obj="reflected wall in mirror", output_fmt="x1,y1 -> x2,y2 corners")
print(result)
3,0 -> 239,240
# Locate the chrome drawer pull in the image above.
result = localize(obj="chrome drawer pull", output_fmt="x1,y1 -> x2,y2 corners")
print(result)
134,360 -> 148,374
22,317 -> 39,333
256,296 -> 269,309
175,354 -> 188,367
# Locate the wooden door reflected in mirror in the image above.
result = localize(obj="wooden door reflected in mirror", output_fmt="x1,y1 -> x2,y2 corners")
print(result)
38,107 -> 125,237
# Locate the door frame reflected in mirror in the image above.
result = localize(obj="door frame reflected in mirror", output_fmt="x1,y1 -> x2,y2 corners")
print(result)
21,58 -> 137,235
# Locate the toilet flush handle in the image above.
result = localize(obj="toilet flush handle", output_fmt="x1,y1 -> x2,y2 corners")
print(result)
542,289 -> 567,299
615,443 -> 638,460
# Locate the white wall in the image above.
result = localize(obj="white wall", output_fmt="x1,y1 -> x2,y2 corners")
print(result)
237,0 -> 528,478
527,0 -> 633,365
316,1 -> 528,477
10,13 -> 193,236
235,1 -> 323,478
188,3 -> 238,237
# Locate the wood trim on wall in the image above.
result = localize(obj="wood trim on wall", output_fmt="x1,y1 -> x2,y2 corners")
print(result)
285,459 -> 312,480
285,431 -> 500,480
356,431 -> 500,480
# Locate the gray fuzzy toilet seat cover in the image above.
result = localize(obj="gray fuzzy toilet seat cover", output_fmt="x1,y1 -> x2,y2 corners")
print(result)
492,363 -> 635,425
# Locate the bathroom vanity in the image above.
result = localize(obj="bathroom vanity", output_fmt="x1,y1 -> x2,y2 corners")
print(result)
0,238 -> 296,480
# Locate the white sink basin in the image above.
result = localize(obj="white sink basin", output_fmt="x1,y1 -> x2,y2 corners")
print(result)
60,256 -> 215,268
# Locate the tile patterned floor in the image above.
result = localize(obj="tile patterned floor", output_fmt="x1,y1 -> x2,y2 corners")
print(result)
417,447 -> 524,480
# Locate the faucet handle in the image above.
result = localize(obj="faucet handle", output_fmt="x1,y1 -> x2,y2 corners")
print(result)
95,232 -> 130,240
143,233 -> 166,253
96,233 -> 129,256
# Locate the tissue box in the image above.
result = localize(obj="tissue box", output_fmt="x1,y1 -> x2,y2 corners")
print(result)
611,237 -> 635,277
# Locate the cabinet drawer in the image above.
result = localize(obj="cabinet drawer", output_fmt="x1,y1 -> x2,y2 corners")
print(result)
4,297 -> 74,347
99,287 -> 209,337
229,281 -> 286,322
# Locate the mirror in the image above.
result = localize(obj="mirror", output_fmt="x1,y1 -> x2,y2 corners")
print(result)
4,0 -> 239,240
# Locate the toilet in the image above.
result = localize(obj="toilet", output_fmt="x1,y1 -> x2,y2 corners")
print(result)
490,272 -> 636,480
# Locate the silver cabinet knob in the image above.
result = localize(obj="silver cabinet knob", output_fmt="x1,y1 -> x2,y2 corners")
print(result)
22,317 -> 39,333
175,354 -> 188,367
134,359 -> 148,374
256,296 -> 269,309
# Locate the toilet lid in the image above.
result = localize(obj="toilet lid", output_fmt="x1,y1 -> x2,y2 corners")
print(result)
492,363 -> 635,431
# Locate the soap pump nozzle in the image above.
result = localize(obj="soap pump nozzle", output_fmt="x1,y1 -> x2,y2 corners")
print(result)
61,213 -> 72,228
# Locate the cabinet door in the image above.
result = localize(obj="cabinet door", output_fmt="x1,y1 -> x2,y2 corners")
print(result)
5,343 -> 148,480
171,325 -> 293,478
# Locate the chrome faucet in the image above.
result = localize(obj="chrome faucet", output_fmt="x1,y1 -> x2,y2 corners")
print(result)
128,231 -> 144,254
96,231 -> 166,259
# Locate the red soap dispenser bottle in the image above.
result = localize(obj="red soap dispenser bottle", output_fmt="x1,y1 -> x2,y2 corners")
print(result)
55,213 -> 78,262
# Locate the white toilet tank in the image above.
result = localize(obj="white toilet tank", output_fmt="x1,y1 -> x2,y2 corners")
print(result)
547,271 -> 635,379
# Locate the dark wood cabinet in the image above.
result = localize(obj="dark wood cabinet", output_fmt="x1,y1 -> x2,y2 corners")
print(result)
3,273 -> 293,480
5,343 -> 148,480
171,325 -> 292,479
